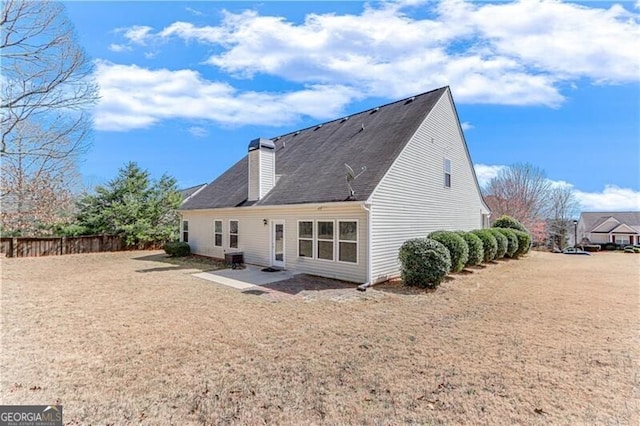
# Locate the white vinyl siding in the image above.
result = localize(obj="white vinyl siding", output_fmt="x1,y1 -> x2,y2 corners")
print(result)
248,147 -> 275,201
180,203 -> 367,282
369,88 -> 489,283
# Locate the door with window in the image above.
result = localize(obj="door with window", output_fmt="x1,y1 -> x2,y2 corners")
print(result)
272,220 -> 285,268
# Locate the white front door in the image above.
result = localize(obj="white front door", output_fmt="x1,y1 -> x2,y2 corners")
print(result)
272,220 -> 285,268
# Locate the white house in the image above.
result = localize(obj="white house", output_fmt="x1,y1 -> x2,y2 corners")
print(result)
576,212 -> 640,246
180,86 -> 491,284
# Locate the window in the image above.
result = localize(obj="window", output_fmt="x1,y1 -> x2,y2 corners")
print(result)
298,221 -> 313,257
338,221 -> 358,263
444,158 -> 451,188
182,221 -> 189,242
615,236 -> 629,245
317,221 -> 334,261
214,220 -> 222,247
229,220 -> 238,249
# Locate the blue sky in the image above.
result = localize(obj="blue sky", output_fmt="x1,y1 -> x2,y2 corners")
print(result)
63,0 -> 639,211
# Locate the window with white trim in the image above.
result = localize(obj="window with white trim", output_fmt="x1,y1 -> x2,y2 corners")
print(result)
214,220 -> 222,247
317,220 -> 334,261
298,221 -> 313,257
229,220 -> 239,249
182,220 -> 189,242
615,235 -> 629,245
444,158 -> 451,188
338,221 -> 358,263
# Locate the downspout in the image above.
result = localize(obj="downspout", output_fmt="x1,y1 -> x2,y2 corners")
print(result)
357,202 -> 373,291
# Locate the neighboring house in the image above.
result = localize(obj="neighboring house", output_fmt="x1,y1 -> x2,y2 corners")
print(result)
179,183 -> 207,205
577,212 -> 640,246
181,86 -> 490,284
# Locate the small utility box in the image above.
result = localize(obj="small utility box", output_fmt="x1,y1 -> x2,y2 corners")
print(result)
224,252 -> 244,269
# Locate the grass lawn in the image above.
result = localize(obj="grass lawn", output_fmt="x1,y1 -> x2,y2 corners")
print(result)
1,250 -> 638,424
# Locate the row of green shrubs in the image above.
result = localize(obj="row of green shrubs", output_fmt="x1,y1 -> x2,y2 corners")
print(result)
398,216 -> 532,289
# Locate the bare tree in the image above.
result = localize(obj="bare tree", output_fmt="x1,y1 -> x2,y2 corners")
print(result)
484,163 -> 551,232
1,0 -> 98,234
546,184 -> 580,249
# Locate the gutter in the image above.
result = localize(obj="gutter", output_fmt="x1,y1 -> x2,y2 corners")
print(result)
357,202 -> 373,292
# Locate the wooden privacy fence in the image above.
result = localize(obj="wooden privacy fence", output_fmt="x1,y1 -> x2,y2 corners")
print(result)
0,235 -> 126,258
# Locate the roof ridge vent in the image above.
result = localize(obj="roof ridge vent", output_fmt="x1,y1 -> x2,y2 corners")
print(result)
341,116 -> 349,122
405,96 -> 416,104
370,107 -> 380,114
294,131 -> 300,136
314,124 -> 323,131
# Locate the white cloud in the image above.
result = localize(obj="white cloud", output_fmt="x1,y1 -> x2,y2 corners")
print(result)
121,0 -> 638,107
185,7 -> 204,17
93,61 -> 358,131
461,121 -> 473,131
121,25 -> 154,45
108,43 -> 131,53
474,164 -> 506,188
187,126 -> 209,138
575,185 -> 640,211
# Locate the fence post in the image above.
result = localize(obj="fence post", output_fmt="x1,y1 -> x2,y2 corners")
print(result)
11,237 -> 17,258
61,236 -> 66,255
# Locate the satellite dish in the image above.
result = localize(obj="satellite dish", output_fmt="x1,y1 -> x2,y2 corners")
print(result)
344,163 -> 367,198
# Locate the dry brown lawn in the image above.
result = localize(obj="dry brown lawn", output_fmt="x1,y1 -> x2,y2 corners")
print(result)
1,250 -> 638,425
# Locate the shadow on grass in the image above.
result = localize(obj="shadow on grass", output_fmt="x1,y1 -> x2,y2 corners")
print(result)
258,274 -> 357,295
132,253 -> 227,273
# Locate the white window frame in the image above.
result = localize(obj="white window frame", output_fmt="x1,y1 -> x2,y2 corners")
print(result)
337,220 -> 359,264
182,220 -> 189,243
229,219 -> 239,249
297,220 -> 314,258
214,219 -> 223,247
316,220 -> 335,262
444,158 -> 452,188
615,235 -> 629,245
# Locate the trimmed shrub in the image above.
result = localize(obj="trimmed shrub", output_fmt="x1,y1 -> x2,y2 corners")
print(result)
398,238 -> 451,288
428,231 -> 469,272
164,241 -> 191,257
456,231 -> 484,266
470,229 -> 498,262
493,215 -> 528,233
602,242 -> 618,251
582,244 -> 601,252
624,247 -> 635,253
494,228 -> 519,258
512,230 -> 532,257
488,228 -> 508,259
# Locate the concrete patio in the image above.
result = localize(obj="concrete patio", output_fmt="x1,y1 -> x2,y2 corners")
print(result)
192,264 -> 297,290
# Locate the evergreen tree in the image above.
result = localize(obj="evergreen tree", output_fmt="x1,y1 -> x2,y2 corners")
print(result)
75,162 -> 182,247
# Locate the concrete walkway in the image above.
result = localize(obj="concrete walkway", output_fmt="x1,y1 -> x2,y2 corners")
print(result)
192,265 -> 297,290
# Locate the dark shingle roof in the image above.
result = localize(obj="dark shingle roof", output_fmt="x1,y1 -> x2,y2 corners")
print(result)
182,87 -> 447,210
179,183 -> 207,200
581,211 -> 640,232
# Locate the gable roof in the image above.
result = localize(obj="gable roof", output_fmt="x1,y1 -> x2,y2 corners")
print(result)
182,87 -> 449,210
180,183 -> 207,200
580,211 -> 640,233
